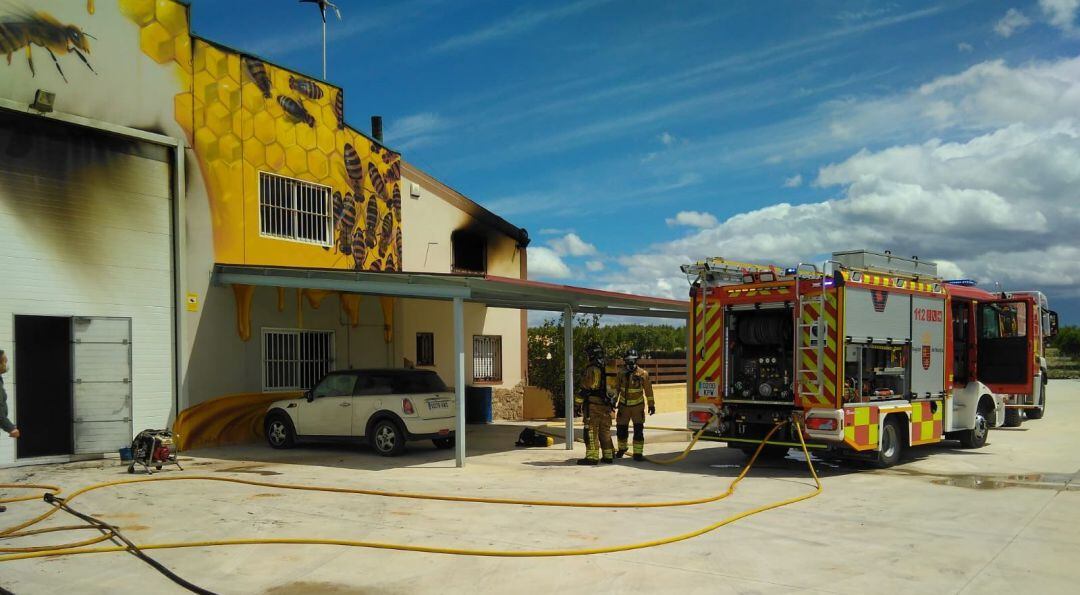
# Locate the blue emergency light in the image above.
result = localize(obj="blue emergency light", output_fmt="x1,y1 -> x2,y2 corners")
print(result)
944,279 -> 977,286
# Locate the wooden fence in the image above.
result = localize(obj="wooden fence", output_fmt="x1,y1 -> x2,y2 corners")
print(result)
611,357 -> 686,384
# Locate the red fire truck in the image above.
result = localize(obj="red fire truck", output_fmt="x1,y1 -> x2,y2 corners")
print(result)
684,250 -> 1058,467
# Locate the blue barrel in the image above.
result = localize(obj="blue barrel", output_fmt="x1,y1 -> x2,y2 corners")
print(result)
465,386 -> 493,424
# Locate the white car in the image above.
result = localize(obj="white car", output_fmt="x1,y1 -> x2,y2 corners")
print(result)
264,369 -> 457,456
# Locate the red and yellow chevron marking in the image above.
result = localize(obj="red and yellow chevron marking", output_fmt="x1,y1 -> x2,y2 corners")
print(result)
909,400 -> 944,446
797,290 -> 839,408
843,405 -> 879,451
693,292 -> 724,400
725,286 -> 793,298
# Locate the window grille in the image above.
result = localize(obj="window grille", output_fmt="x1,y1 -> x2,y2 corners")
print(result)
259,171 -> 332,245
416,332 -> 435,366
472,335 -> 502,383
263,329 -> 335,391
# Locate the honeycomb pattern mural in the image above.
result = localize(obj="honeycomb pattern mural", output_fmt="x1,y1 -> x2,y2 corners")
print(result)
119,0 -> 402,271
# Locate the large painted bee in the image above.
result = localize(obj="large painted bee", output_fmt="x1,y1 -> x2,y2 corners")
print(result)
332,191 -> 344,225
277,96 -> 315,127
380,212 -> 393,248
367,162 -> 386,200
383,250 -> 398,272
342,143 -> 363,193
288,75 -> 324,100
386,160 -> 401,183
0,10 -> 95,82
338,196 -> 357,254
333,90 -> 344,129
364,195 -> 380,249
389,182 -> 401,211
242,57 -> 272,98
351,228 -> 366,271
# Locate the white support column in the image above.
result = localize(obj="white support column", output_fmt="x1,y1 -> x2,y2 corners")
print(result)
564,307 -> 574,449
454,297 -> 466,467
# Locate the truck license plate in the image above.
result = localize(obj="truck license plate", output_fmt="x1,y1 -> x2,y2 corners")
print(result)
698,381 -> 718,398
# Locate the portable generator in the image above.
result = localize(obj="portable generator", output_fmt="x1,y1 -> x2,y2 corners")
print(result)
127,429 -> 183,474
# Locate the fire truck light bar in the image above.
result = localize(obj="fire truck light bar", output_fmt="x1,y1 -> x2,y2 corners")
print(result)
944,279 -> 977,286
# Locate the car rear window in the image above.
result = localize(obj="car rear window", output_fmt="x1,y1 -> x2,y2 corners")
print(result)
390,371 -> 448,394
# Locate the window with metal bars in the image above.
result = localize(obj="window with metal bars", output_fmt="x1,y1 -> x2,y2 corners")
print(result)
472,335 -> 502,383
258,171 -> 333,246
262,329 -> 336,391
416,332 -> 435,366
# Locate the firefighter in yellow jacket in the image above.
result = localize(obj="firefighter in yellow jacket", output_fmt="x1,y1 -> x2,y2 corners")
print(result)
574,343 -> 615,465
615,349 -> 654,461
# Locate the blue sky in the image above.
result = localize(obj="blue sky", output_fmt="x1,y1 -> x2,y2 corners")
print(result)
188,0 -> 1080,323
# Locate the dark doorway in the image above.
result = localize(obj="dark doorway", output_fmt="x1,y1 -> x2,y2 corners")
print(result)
14,315 -> 73,458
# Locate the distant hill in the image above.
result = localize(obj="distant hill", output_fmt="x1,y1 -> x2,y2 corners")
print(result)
1047,347 -> 1080,380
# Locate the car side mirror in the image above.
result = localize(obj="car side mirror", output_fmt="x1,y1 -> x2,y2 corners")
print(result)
305,390 -> 315,403
1048,311 -> 1059,337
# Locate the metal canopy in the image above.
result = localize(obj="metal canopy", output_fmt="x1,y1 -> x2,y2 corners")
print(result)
212,264 -> 688,318
212,264 -> 688,468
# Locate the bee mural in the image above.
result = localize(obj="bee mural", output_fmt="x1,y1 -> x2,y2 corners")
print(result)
386,160 -> 401,183
277,95 -> 315,127
342,143 -> 363,194
380,212 -> 393,248
0,10 -> 95,82
288,75 -> 323,100
333,90 -> 344,129
384,250 -> 398,272
332,191 -> 344,225
351,228 -> 366,271
368,162 -> 386,200
364,195 -> 380,249
338,195 -> 357,255
388,182 -> 401,211
242,57 -> 272,98
369,258 -> 383,272
382,150 -> 397,164
395,227 -> 402,256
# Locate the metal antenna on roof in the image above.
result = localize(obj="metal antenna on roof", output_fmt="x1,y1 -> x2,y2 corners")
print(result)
300,0 -> 342,79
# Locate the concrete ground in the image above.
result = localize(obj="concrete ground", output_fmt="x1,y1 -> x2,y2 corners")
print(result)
2,382 -> 1079,594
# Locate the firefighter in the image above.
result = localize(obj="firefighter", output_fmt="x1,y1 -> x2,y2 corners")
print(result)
574,343 -> 615,465
615,349 -> 654,461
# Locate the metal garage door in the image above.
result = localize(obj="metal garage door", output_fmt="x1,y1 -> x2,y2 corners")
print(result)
0,110 -> 174,462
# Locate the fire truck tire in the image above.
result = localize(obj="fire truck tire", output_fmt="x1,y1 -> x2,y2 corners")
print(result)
875,417 -> 903,468
1003,408 -> 1023,428
1026,379 -> 1046,420
959,399 -> 992,448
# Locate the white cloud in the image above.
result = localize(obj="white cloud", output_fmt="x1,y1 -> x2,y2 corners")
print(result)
548,233 -> 598,257
783,174 -> 803,188
659,131 -> 677,146
586,260 -> 605,272
1039,0 -> 1080,33
434,0 -> 613,52
386,112 -> 448,150
665,211 -> 718,228
958,42 -> 974,53
528,247 -> 572,279
994,8 -> 1031,37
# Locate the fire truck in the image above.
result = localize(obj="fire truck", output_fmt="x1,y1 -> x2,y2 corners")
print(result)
683,250 -> 1058,467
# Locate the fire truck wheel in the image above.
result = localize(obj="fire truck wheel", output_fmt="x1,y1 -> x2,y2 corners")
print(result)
959,401 -> 991,449
1003,408 -> 1023,428
875,418 -> 903,468
1026,381 -> 1046,420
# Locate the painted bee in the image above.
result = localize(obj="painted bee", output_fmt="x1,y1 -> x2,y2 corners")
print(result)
333,90 -> 344,129
351,228 -> 366,271
338,196 -> 357,254
367,162 -> 386,199
332,190 -> 344,223
386,160 -> 401,182
380,212 -> 393,248
383,250 -> 398,272
342,143 -> 363,193
242,57 -> 272,98
365,195 -> 380,249
389,182 -> 401,211
277,96 -> 315,127
0,10 -> 95,83
382,150 -> 397,164
395,226 -> 402,254
288,75 -> 324,100
368,258 -> 383,272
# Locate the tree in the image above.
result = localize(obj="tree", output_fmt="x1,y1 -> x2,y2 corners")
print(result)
1053,325 -> 1080,358
527,315 -> 687,417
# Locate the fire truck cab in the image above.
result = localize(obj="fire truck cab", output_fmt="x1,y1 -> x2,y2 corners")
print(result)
684,250 -> 1056,467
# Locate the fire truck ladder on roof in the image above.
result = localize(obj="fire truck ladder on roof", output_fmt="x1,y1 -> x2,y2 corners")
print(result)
794,263 -> 826,405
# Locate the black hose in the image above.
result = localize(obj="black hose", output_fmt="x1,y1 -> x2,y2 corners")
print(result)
43,493 -> 216,595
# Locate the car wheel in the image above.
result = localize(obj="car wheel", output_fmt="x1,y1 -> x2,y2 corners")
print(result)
875,417 -> 903,468
370,419 -> 406,456
432,437 -> 454,449
1002,408 -> 1022,428
959,402 -> 991,449
265,414 -> 296,449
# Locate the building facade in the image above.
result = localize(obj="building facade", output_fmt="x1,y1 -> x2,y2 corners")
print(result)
0,0 -> 528,465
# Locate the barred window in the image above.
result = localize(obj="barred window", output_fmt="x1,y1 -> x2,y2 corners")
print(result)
416,332 -> 435,366
472,335 -> 502,383
263,329 -> 335,391
259,171 -> 332,246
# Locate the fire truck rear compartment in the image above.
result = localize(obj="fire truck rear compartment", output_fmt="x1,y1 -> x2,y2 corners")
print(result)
728,308 -> 794,403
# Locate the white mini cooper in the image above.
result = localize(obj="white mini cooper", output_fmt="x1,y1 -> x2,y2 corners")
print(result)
264,369 -> 457,456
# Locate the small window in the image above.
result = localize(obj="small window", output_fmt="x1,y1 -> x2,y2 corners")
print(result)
980,303 -> 1027,339
263,329 -> 335,391
452,230 -> 487,273
472,335 -> 502,383
416,332 -> 435,366
259,171 -> 333,246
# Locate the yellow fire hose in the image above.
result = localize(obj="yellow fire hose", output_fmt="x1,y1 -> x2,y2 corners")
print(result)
0,421 -> 821,562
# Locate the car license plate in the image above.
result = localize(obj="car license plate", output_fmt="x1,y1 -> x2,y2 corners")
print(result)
429,400 -> 450,409
698,381 -> 718,398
